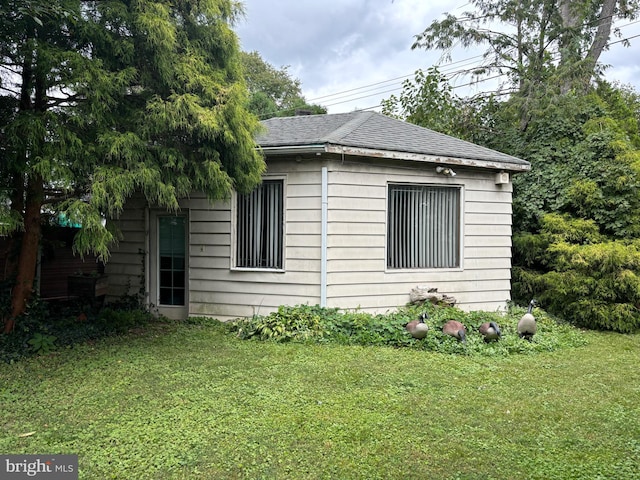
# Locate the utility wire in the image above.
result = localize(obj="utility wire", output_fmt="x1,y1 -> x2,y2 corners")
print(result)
312,19 -> 640,101
258,22 -> 639,118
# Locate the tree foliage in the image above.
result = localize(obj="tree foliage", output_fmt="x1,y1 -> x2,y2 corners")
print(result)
240,50 -> 326,118
381,67 -> 476,140
0,0 -> 265,332
395,0 -> 640,331
484,83 -> 640,237
413,0 -> 639,97
512,214 -> 640,332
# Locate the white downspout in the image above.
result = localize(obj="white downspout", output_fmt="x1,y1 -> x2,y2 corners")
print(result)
144,206 -> 150,310
321,166 -> 328,307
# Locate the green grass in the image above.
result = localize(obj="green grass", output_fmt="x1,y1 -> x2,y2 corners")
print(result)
1,321 -> 639,479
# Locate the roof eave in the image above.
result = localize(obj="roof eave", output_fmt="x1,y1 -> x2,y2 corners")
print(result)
259,144 -> 326,155
325,144 -> 531,172
258,143 -> 531,173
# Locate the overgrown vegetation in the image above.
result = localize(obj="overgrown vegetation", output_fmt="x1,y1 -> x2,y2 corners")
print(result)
2,299 -> 587,363
231,303 -> 586,355
0,299 -> 154,363
1,320 -> 637,479
385,5 -> 640,334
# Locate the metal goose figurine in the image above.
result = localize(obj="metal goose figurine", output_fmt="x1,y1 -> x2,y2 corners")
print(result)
442,320 -> 467,343
406,312 -> 429,339
517,299 -> 537,341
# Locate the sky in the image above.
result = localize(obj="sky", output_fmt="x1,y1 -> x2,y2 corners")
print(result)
235,0 -> 640,114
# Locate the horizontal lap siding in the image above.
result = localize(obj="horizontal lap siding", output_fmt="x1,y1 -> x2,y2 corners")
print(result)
107,156 -> 517,319
325,160 -> 514,313
104,197 -> 147,302
187,161 -> 323,320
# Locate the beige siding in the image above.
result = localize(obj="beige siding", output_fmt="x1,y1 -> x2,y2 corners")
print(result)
104,197 -> 147,302
107,155 -> 517,319
324,158 -> 513,314
186,160 -> 323,320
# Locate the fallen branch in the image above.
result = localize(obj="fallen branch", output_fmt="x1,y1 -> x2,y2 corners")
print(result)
410,285 -> 456,306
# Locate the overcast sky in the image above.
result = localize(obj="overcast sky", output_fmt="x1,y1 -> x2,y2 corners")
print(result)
235,0 -> 640,114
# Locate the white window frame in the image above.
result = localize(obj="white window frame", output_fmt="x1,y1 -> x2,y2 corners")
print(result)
386,182 -> 463,271
232,177 -> 286,272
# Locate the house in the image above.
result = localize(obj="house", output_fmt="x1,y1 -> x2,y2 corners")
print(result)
105,111 -> 531,320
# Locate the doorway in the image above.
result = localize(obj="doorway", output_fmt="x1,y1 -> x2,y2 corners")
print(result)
150,213 -> 189,319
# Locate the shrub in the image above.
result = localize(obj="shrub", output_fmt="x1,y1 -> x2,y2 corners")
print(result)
0,300 -> 156,363
233,304 -> 326,341
513,214 -> 640,333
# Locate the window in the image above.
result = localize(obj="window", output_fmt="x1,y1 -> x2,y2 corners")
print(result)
236,179 -> 284,269
387,184 -> 461,269
158,216 -> 186,305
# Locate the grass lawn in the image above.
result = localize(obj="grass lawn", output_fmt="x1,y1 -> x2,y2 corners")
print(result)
1,321 -> 639,479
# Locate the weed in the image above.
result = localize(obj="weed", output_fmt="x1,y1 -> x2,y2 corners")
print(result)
27,332 -> 57,355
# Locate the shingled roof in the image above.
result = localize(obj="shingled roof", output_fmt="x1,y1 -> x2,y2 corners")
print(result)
257,111 -> 530,172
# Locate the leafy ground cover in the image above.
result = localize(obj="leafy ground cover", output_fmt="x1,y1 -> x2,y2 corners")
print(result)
232,303 -> 587,356
0,299 -> 153,363
1,316 -> 638,479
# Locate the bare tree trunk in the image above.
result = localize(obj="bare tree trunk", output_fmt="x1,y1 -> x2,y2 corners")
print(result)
4,175 -> 43,333
558,0 -> 618,93
587,0 -> 617,66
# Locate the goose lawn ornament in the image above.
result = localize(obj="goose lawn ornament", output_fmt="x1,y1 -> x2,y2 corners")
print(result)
479,321 -> 502,342
442,320 -> 467,343
406,312 -> 429,339
517,299 -> 537,341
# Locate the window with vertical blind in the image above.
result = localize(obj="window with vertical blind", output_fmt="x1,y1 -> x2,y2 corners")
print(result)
387,184 -> 461,269
236,180 -> 284,269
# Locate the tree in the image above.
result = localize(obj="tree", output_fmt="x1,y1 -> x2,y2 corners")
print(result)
240,50 -> 326,118
380,66 -> 490,142
0,0 -> 265,333
413,0 -> 639,103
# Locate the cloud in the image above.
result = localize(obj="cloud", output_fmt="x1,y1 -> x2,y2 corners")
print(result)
236,1 -> 640,113
236,0 -> 454,111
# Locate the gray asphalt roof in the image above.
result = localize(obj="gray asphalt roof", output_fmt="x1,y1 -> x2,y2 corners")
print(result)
257,111 -> 530,170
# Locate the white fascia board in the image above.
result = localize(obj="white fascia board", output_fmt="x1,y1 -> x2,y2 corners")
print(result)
258,145 -> 326,155
324,144 -> 531,173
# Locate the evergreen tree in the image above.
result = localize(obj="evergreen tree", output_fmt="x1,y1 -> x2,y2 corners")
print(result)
0,0 -> 265,333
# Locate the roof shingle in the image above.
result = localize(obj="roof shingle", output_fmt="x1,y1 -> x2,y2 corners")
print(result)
258,111 -> 529,170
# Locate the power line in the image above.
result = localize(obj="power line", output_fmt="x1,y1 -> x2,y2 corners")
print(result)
608,32 -> 640,46
314,28 -> 639,110
258,23 -> 640,118
317,19 -> 640,101
305,53 -> 487,103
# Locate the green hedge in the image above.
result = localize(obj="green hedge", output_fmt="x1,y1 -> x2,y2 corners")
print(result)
512,213 -> 640,333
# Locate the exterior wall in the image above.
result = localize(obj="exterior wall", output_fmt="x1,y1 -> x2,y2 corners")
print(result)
106,154 -> 514,319
105,196 -> 147,303
105,160 -> 322,319
323,156 -> 513,314
180,158 -> 323,321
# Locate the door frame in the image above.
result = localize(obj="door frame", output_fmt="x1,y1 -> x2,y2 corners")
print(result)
149,210 -> 189,320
